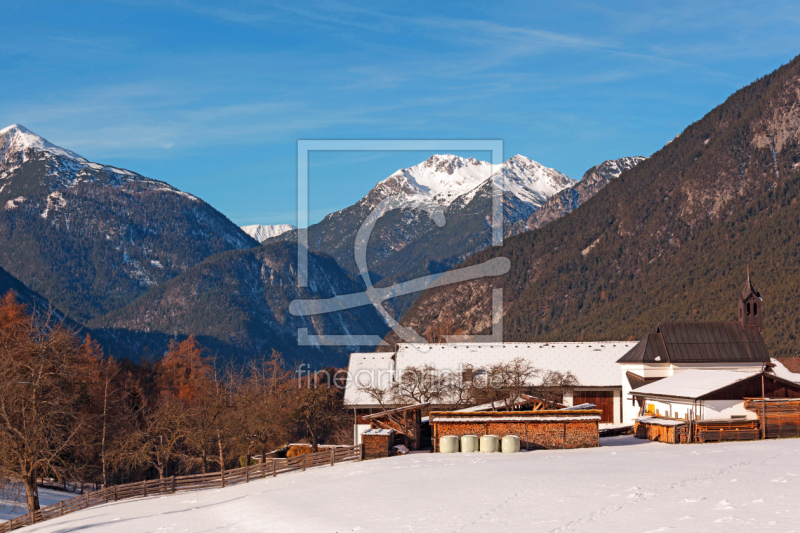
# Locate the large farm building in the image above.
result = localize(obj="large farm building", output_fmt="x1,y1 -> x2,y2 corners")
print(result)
344,273 -> 800,450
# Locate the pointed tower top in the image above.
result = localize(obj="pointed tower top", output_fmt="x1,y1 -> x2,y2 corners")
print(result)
741,267 -> 761,301
738,269 -> 763,332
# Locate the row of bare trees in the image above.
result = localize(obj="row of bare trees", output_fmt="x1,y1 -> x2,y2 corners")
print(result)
361,358 -> 578,413
0,292 -> 348,513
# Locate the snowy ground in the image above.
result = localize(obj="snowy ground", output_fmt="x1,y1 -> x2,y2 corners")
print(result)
20,436 -> 800,533
0,487 -> 73,522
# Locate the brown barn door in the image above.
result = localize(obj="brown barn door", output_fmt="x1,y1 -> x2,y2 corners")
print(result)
573,391 -> 614,423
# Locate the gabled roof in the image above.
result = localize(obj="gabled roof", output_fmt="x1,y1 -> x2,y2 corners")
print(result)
617,322 -> 770,364
618,333 -> 668,363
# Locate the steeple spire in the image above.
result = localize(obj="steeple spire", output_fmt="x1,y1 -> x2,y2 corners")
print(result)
738,268 -> 762,332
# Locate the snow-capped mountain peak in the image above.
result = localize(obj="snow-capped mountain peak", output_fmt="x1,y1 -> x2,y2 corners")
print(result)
379,154 -> 495,206
373,153 -> 574,210
0,124 -> 178,193
0,124 -> 85,163
241,224 -> 296,243
487,154 -> 575,206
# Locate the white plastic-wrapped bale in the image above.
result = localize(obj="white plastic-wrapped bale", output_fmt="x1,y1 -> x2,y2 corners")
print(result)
440,436 -> 460,453
501,435 -> 520,453
460,435 -> 479,453
480,435 -> 499,453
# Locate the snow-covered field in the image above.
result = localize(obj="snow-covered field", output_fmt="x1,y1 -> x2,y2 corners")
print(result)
0,487 -> 73,522
20,436 -> 800,533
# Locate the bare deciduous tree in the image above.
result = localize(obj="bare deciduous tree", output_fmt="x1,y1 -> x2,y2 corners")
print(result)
293,382 -> 346,452
231,351 -> 293,463
0,292 -> 91,511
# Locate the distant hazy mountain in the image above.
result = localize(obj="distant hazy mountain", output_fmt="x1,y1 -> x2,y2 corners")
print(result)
241,224 -> 296,243
0,124 -> 257,322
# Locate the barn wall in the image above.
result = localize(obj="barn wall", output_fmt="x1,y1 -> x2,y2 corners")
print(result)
703,400 -> 757,419
640,398 -> 758,421
573,390 -> 617,423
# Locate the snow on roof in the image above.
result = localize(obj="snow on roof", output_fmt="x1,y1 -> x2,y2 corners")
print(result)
630,369 -> 760,400
455,395 -> 542,412
431,415 -> 601,422
770,358 -> 800,384
344,341 -> 636,407
635,416 -> 687,427
362,428 -> 394,436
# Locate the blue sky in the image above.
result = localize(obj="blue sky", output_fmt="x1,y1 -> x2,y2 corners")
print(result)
2,1 -> 799,226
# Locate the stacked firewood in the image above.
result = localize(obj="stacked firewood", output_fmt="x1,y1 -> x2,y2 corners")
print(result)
693,419 -> 760,442
745,398 -> 800,438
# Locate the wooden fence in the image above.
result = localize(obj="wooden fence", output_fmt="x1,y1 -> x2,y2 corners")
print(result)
2,444 -> 362,532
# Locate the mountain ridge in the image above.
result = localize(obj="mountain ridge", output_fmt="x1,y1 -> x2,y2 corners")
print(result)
390,55 -> 800,358
0,124 -> 258,323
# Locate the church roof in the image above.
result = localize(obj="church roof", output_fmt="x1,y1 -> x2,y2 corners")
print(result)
619,333 -> 668,364
617,322 -> 770,364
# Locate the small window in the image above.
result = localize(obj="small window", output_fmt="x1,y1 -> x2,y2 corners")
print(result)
754,304 -> 758,316
739,308 -> 742,319
746,302 -> 751,316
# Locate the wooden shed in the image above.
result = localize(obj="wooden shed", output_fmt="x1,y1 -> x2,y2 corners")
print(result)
430,410 -> 601,452
362,402 -> 429,451
361,428 -> 395,459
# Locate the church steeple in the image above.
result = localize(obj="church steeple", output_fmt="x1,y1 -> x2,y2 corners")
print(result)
738,267 -> 763,332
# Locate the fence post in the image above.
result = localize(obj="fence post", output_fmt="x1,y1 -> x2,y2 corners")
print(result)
85,492 -> 89,508
59,501 -> 64,517
143,480 -> 148,498
359,444 -> 364,461
330,447 -> 335,466
302,454 -> 306,472
114,485 -> 118,501
245,463 -> 250,483
171,475 -> 176,494
272,459 -> 276,478
221,470 -> 225,488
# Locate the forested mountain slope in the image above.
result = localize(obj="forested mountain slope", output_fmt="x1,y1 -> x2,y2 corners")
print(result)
91,241 -> 389,366
0,125 -> 257,323
392,55 -> 800,358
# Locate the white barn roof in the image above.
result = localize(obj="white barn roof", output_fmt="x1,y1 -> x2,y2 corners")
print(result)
630,369 -> 760,400
344,341 -> 636,407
